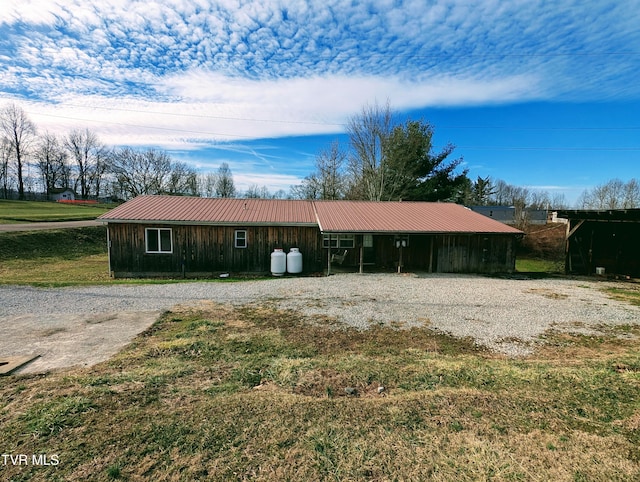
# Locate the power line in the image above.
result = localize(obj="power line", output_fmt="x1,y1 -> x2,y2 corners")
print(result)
29,111 -> 640,151
28,111 -> 258,139
29,103 -> 640,132
436,125 -> 640,131
453,146 -> 640,151
57,103 -> 344,126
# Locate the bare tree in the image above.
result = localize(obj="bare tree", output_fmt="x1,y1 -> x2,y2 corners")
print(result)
315,142 -> 346,200
346,103 -> 465,202
292,141 -> 346,200
0,103 -> 37,200
200,172 -> 218,197
214,162 -> 236,198
578,178 -> 640,209
0,137 -> 12,199
110,147 -> 197,199
34,132 -> 70,195
290,174 -> 321,199
623,179 -> 640,208
244,184 -> 271,199
65,128 -> 106,199
165,161 -> 198,196
346,101 -> 393,201
110,147 -> 172,198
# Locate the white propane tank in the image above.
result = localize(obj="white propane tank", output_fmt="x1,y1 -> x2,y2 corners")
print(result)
287,248 -> 303,274
270,248 -> 286,276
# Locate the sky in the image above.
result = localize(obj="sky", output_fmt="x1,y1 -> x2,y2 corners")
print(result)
1,0 -> 639,205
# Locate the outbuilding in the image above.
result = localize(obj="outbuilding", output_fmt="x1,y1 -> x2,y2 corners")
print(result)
98,195 -> 523,278
557,208 -> 640,277
49,188 -> 76,202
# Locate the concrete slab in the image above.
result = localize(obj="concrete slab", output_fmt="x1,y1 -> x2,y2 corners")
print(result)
0,355 -> 40,375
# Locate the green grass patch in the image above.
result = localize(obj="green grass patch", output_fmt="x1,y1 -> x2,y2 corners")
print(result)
0,199 -> 112,223
516,257 -> 564,273
2,303 -> 640,480
0,226 -> 107,260
604,285 -> 640,306
0,227 -> 112,285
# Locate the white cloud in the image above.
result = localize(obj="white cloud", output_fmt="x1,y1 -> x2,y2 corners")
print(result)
1,0 -> 639,152
233,172 -> 302,193
17,70 -> 541,152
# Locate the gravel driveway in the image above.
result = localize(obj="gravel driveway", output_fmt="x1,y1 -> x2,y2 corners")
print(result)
1,274 -> 639,373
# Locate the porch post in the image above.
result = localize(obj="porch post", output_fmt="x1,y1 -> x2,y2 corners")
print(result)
327,234 -> 332,276
359,241 -> 364,274
428,236 -> 434,273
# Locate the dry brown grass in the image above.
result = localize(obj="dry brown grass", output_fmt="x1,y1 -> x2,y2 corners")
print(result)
1,302 -> 640,481
605,284 -> 640,306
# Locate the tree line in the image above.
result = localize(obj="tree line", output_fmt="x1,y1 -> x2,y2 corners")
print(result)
0,102 -> 291,201
291,101 -> 639,210
0,103 -> 200,200
2,101 -> 636,208
289,101 -> 574,208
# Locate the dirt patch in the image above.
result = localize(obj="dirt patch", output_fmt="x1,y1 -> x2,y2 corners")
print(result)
526,288 -> 570,300
0,311 -> 160,374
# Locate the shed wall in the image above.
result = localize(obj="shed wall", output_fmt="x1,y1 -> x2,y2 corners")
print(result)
435,234 -> 516,273
107,223 -> 323,277
566,220 -> 640,277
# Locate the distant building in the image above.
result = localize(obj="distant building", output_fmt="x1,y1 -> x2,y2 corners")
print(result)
470,206 -> 547,225
49,188 -> 76,202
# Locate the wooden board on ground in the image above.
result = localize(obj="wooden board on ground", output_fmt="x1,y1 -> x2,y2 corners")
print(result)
0,355 -> 40,375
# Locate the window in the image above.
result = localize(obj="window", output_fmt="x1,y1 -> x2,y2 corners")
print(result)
145,228 -> 172,253
235,230 -> 247,248
323,234 -> 354,249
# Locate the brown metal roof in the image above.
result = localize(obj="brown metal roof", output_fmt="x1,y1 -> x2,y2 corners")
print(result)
99,196 -> 522,234
98,195 -> 318,225
313,200 -> 523,234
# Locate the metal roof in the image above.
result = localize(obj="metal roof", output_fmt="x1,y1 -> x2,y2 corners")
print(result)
314,200 -> 523,234
98,195 -> 318,225
556,208 -> 640,221
99,195 -> 522,234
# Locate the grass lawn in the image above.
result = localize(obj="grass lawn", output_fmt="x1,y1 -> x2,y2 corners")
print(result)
2,226 -> 640,479
0,199 -> 112,223
1,303 -> 640,480
0,227 -> 112,286
516,257 -> 564,273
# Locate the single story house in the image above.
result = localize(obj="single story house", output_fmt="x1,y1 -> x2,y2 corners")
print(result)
49,188 -> 76,202
98,196 -> 523,278
556,208 -> 640,277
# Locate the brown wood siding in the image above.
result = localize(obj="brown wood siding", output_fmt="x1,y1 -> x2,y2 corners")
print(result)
435,234 -> 516,273
107,223 -> 323,277
327,234 -> 516,273
566,220 -> 640,277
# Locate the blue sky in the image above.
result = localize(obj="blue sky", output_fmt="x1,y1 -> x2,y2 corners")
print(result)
1,0 -> 639,204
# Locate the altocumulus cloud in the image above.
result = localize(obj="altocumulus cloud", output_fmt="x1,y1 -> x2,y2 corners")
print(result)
1,0 -> 639,147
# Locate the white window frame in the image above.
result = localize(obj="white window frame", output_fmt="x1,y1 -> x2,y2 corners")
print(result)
145,228 -> 173,254
323,234 -> 355,249
235,230 -> 247,248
